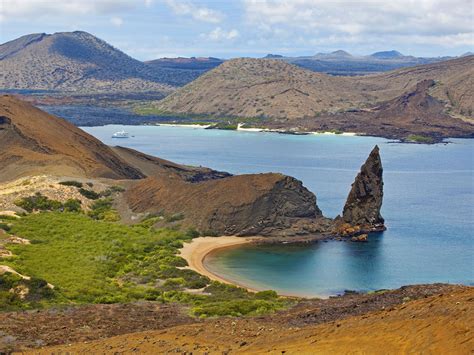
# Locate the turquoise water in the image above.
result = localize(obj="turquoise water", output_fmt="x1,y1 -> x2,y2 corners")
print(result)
83,125 -> 474,297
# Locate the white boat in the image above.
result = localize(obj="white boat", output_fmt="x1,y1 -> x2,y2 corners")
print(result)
111,130 -> 129,138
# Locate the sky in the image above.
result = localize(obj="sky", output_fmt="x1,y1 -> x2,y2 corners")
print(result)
0,0 -> 473,60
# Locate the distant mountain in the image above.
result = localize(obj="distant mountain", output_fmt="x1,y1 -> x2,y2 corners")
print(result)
145,57 -> 223,70
155,56 -> 474,138
461,52 -> 474,57
328,50 -> 352,57
370,50 -> 404,59
0,31 -> 192,93
264,54 -> 284,59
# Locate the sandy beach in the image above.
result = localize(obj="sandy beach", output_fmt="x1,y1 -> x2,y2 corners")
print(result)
154,123 -> 212,129
179,236 -> 260,290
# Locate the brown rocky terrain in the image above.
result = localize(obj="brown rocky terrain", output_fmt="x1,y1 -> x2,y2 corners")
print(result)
265,78 -> 474,142
155,56 -> 474,140
124,143 -> 384,237
125,173 -> 329,236
5,284 -> 471,354
155,57 -> 361,119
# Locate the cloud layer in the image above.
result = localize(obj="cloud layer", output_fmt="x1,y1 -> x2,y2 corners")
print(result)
243,0 -> 474,47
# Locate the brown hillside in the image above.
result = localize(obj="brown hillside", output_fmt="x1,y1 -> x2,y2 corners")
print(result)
30,285 -> 474,354
156,55 -> 474,122
125,173 -> 327,236
155,58 -> 363,119
0,95 -> 144,181
266,79 -> 474,141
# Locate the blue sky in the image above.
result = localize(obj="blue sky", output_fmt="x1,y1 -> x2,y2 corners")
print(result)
1,0 -> 473,60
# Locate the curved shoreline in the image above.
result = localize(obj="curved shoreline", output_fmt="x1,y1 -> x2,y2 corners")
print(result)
179,236 -> 263,292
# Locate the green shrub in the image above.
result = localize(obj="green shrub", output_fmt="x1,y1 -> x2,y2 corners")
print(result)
166,213 -> 185,223
192,299 -> 283,317
58,180 -> 83,188
100,185 -> 125,197
88,199 -> 119,220
405,135 -> 435,144
4,212 -> 290,316
63,199 -> 82,212
78,188 -> 100,200
0,222 -> 11,231
255,290 -> 278,300
15,193 -> 63,212
185,228 -> 200,238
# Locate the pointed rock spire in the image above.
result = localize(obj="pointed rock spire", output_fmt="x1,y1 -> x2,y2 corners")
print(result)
342,145 -> 385,230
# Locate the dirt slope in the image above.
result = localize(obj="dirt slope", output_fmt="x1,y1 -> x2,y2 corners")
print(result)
0,95 -> 144,181
155,57 -> 362,119
26,285 -> 473,354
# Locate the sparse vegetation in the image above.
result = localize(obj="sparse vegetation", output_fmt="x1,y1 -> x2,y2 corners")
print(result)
0,272 -> 58,311
405,135 -> 436,143
2,212 -> 291,316
58,180 -> 83,188
87,198 -> 120,221
14,193 -> 60,212
165,212 -> 185,223
78,188 -> 100,200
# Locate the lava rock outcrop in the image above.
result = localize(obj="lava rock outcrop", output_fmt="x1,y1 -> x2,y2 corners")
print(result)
335,145 -> 385,235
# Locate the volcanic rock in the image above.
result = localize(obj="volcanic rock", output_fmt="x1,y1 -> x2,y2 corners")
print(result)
351,234 -> 368,242
125,173 -> 325,236
340,145 -> 385,232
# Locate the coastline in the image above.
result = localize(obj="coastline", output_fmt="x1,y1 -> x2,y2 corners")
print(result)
151,122 -> 359,136
179,236 -> 262,292
178,236 -> 328,297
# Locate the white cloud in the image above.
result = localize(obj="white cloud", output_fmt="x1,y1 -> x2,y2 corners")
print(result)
0,0 -> 150,21
110,17 -> 124,27
243,0 -> 474,49
164,0 -> 223,23
202,27 -> 239,41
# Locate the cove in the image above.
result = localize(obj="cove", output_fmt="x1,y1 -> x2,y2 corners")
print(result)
83,124 -> 474,297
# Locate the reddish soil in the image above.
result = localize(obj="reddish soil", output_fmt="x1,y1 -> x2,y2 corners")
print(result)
1,284 -> 469,353
7,284 -> 471,354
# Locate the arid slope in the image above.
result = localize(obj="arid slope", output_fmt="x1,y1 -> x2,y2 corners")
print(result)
155,58 -> 363,119
26,285 -> 473,354
0,95 -> 145,181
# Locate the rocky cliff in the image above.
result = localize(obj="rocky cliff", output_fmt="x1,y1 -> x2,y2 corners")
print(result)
124,173 -> 328,236
338,145 -> 385,234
